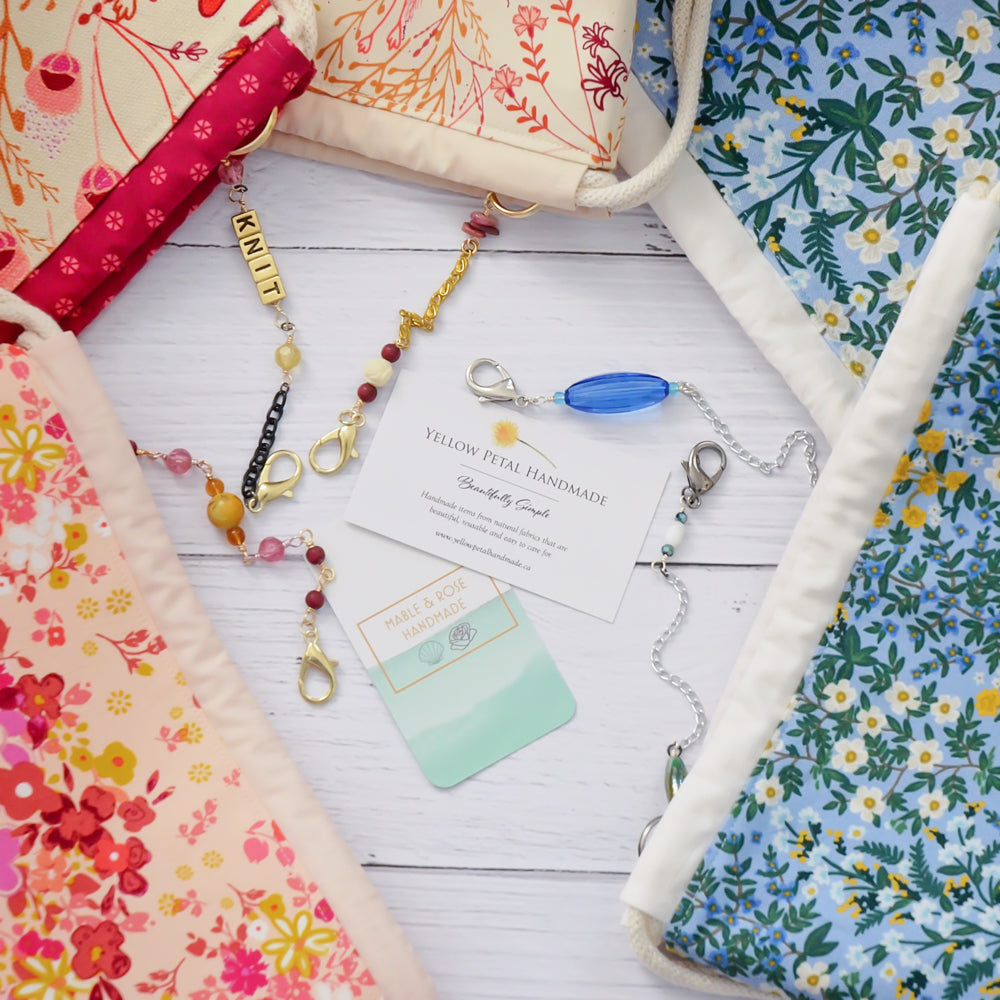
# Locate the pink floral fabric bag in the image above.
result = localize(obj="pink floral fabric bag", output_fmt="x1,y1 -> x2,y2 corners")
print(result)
0,293 -> 436,1000
0,1 -> 316,341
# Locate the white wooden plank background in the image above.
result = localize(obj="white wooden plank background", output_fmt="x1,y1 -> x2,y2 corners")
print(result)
81,151 -> 825,1000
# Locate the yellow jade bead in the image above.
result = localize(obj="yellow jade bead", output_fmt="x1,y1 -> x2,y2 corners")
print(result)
275,342 -> 301,371
207,493 -> 244,530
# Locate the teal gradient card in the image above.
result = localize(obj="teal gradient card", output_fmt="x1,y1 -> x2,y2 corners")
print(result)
325,524 -> 575,787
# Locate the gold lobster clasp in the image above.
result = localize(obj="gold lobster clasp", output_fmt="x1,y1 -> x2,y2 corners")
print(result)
247,449 -> 303,513
298,638 -> 338,704
308,410 -> 366,476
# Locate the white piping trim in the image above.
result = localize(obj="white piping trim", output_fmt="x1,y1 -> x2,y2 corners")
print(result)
619,80 -> 859,445
623,189 -> 1000,978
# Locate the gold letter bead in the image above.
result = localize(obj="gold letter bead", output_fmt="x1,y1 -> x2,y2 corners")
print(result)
239,233 -> 269,261
232,209 -> 261,237
257,277 -> 286,305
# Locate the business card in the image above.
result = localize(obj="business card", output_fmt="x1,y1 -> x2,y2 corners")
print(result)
324,523 -> 575,787
345,373 -> 670,620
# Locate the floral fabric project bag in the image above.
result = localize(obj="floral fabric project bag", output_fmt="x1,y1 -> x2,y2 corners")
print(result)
269,0 -> 712,213
0,1 -> 316,341
620,2 -> 1000,998
0,293 -> 436,1000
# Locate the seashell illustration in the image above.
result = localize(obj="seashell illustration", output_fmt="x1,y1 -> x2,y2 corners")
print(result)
418,640 -> 444,665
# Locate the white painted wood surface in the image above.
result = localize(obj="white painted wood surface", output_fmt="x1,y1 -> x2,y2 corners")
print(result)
81,152 -> 825,1000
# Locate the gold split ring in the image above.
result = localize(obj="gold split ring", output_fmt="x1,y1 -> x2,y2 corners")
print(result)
484,192 -> 540,218
228,106 -> 279,158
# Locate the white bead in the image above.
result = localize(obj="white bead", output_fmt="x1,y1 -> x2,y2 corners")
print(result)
363,357 -> 394,387
661,519 -> 686,549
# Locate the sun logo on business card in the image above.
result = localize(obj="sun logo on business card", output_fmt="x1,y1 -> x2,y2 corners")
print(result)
491,419 -> 555,468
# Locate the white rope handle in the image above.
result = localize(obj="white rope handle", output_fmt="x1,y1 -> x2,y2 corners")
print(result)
576,0 -> 713,213
1,289 -> 65,349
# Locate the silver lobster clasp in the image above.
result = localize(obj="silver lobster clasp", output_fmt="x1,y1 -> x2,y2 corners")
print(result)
681,441 -> 726,509
466,358 -> 520,404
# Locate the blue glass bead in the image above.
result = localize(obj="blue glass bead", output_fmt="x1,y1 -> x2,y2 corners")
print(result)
561,372 -> 671,413
661,543 -> 674,556
676,511 -> 687,523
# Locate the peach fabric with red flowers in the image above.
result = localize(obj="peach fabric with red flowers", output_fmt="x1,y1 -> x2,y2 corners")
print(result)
0,3 -> 314,339
0,343 -> 392,1000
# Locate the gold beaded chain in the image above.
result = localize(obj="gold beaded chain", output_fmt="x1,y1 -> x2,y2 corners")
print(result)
306,237 -> 482,476
133,445 -> 339,704
217,120 -> 538,500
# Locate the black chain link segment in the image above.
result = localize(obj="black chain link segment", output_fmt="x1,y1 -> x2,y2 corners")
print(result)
241,382 -> 291,505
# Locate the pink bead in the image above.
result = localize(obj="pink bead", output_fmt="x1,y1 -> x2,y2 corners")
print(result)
305,589 -> 325,610
258,536 -> 285,562
469,211 -> 499,235
164,448 -> 193,475
462,222 -> 486,239
306,545 -> 325,565
218,158 -> 244,185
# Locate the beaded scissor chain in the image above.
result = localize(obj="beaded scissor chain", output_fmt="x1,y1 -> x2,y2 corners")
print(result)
466,360 -> 820,852
466,359 -> 820,486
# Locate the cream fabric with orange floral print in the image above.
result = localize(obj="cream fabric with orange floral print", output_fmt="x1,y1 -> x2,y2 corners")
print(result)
271,0 -> 635,211
0,309 -> 435,1000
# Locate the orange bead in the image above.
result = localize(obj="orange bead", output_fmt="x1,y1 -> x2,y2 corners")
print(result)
226,526 -> 246,546
207,492 -> 244,530
205,477 -> 225,497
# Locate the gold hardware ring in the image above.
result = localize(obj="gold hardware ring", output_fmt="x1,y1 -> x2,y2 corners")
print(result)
484,192 -> 541,218
228,106 -> 279,158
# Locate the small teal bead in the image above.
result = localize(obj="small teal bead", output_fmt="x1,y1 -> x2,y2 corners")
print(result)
553,390 -> 566,405
676,511 -> 687,523
661,543 -> 675,557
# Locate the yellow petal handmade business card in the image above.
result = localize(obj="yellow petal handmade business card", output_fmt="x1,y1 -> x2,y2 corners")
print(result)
345,374 -> 671,620
324,524 -> 575,787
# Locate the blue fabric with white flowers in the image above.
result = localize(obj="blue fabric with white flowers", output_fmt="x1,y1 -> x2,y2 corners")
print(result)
634,4 -> 1000,998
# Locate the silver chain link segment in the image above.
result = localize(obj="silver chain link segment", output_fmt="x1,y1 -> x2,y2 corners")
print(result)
649,566 -> 707,751
678,382 -> 819,486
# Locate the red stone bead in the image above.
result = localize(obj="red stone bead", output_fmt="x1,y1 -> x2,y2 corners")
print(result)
305,589 -> 325,610
381,343 -> 401,363
357,382 -> 377,403
306,545 -> 325,565
462,222 -> 486,239
469,211 -> 500,235
129,440 -> 138,454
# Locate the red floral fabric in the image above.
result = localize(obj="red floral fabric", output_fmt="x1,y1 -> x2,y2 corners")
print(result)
0,344 -> 379,1000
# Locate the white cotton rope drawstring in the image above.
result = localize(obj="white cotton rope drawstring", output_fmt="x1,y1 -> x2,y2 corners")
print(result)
576,0 -> 713,213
